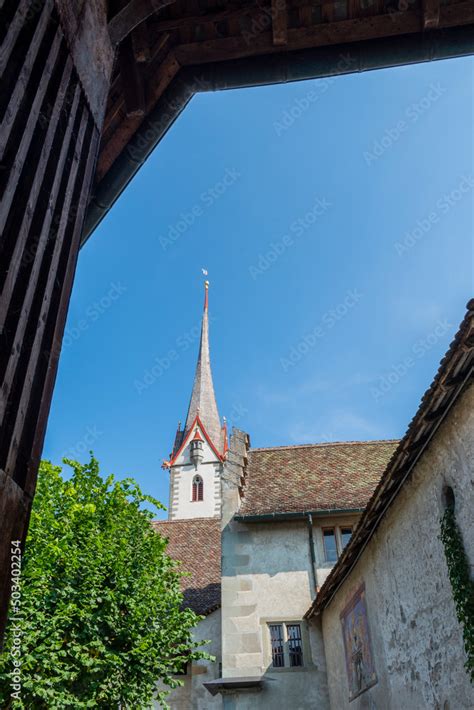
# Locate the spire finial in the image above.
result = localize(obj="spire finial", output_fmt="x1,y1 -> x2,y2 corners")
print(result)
182,275 -> 221,450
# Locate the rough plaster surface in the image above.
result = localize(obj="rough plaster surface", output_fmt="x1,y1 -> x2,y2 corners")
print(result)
321,384 -> 474,710
221,519 -> 331,709
155,610 -> 222,709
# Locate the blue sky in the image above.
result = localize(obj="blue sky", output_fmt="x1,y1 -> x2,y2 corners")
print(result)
43,56 -> 473,517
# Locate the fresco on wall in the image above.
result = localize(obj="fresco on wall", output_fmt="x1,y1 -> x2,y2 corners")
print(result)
340,583 -> 377,700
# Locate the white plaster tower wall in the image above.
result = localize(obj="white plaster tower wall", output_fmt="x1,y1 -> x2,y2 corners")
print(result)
169,431 -> 222,519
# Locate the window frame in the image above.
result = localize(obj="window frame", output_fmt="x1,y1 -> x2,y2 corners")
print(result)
263,619 -> 309,672
322,527 -> 339,563
322,525 -> 353,562
191,474 -> 203,502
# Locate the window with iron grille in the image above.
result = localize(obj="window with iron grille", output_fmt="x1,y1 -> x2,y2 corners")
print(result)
192,475 -> 203,501
269,624 -> 285,667
268,622 -> 304,668
287,624 -> 303,667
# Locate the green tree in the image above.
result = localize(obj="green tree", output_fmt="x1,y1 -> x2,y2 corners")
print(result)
0,457 -> 209,708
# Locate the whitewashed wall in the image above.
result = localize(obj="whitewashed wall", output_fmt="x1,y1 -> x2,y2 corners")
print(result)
169,432 -> 222,520
221,520 -> 332,709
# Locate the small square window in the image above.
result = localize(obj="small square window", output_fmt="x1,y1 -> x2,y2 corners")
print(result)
175,660 -> 188,676
268,622 -> 305,668
323,528 -> 338,562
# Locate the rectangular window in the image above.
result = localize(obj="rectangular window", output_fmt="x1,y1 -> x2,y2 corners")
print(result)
340,527 -> 352,550
269,624 -> 285,667
287,624 -> 303,667
323,528 -> 338,562
268,622 -> 305,668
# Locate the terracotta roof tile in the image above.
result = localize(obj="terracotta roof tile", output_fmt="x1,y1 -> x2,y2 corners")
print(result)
152,517 -> 221,615
239,440 -> 399,516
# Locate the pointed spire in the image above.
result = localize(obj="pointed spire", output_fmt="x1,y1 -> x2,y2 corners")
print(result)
184,281 -> 222,448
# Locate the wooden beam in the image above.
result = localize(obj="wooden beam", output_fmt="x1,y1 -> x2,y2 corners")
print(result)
108,0 -> 176,46
174,10 -> 420,65
422,0 -> 440,30
118,34 -> 145,117
173,3 -> 474,66
272,0 -> 288,46
148,1 -> 256,34
131,21 -> 151,62
97,51 -> 180,180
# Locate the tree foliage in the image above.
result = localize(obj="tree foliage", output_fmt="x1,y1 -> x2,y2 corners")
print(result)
440,503 -> 474,683
0,457 -> 208,708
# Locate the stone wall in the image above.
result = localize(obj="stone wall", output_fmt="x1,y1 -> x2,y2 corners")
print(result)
320,384 -> 474,710
221,519 -> 330,709
156,609 -> 222,709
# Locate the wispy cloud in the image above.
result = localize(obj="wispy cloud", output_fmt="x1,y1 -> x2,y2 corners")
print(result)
287,410 -> 386,444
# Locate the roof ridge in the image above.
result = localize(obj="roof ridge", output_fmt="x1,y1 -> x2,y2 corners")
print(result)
152,517 -> 220,525
249,439 -> 400,452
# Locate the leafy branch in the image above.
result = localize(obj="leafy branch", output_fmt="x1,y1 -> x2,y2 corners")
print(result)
440,504 -> 474,683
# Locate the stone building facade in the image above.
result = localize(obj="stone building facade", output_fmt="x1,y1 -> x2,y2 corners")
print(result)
154,287 -> 474,709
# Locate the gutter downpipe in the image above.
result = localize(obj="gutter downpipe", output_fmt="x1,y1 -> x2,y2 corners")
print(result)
81,26 -> 474,246
307,513 -> 318,595
234,508 -> 364,523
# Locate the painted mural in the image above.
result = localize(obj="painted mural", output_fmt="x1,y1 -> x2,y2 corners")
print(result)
340,583 -> 377,700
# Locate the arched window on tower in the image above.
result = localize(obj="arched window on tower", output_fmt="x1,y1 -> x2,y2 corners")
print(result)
192,475 -> 203,502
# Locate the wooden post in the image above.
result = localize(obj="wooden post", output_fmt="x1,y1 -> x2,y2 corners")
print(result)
0,0 -> 113,643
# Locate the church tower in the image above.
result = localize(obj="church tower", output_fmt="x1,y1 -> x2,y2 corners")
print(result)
164,281 -> 227,520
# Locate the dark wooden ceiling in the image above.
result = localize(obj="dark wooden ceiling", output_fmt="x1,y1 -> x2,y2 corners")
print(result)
89,0 -> 473,237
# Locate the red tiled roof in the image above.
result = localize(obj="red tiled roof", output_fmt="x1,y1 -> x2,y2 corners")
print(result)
238,440 -> 399,517
152,517 -> 221,615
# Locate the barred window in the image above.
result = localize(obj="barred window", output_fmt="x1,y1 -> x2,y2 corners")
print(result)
287,624 -> 303,667
192,475 -> 203,502
269,624 -> 285,667
268,622 -> 304,668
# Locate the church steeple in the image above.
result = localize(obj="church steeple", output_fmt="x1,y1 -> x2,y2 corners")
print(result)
183,281 -> 222,450
165,281 -> 225,521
